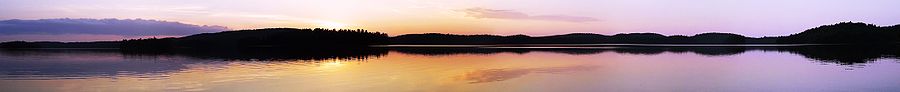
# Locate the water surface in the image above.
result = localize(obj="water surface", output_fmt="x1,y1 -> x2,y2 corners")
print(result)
0,46 -> 898,92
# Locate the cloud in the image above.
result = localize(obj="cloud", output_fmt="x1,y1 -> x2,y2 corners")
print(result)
459,8 -> 600,23
0,18 -> 229,36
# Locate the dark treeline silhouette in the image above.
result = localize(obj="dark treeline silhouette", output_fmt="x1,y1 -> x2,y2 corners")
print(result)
1,22 -> 898,49
390,32 -> 779,44
119,28 -> 389,51
390,45 -> 900,66
1,28 -> 390,49
778,22 -> 900,44
391,22 -> 898,44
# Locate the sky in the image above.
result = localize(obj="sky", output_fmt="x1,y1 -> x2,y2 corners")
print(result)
1,0 -> 900,41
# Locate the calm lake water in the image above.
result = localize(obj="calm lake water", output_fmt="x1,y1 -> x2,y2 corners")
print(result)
1,46 -> 899,92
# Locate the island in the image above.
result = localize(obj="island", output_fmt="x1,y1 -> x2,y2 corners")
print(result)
1,22 -> 898,50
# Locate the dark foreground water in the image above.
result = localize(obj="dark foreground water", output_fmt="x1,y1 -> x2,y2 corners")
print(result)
0,46 -> 899,92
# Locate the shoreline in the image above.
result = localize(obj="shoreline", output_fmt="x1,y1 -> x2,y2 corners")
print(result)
3,44 -> 894,50
371,44 -> 835,48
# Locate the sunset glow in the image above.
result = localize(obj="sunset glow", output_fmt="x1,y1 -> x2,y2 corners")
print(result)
1,0 -> 899,92
316,20 -> 350,28
1,0 -> 900,41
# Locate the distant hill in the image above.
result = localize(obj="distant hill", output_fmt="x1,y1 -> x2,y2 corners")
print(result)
391,32 -> 775,44
392,22 -> 897,44
179,28 -> 387,48
1,22 -> 898,49
778,22 -> 900,44
119,28 -> 389,51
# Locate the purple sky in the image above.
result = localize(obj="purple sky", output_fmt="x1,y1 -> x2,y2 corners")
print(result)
1,0 -> 899,41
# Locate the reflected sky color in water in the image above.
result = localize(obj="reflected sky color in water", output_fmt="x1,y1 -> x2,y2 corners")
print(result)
456,65 -> 599,84
0,47 -> 899,92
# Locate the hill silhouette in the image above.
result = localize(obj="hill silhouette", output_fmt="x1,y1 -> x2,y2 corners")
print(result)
1,22 -> 898,49
392,22 -> 896,44
119,28 -> 389,51
778,22 -> 900,44
391,32 -> 776,44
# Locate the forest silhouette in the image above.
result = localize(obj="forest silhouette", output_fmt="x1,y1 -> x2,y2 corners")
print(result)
2,45 -> 896,67
117,28 -> 389,51
1,22 -> 898,66
392,22 -> 898,44
1,22 -> 898,49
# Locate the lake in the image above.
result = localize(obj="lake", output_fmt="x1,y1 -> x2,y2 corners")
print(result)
1,46 -> 899,92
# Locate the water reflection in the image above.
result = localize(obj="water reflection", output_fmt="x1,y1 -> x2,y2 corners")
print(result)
456,65 -> 599,84
0,49 -> 191,80
0,49 -> 387,80
0,45 -> 899,92
121,48 -> 388,61
776,46 -> 900,65
392,45 -> 900,65
1,46 -> 897,80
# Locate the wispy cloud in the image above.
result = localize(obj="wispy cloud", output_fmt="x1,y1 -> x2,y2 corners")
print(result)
0,18 -> 229,41
459,8 -> 599,23
0,18 -> 228,36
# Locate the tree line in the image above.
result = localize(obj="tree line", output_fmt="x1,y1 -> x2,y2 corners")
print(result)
390,32 -> 776,44
119,28 -> 390,51
1,22 -> 898,49
391,22 -> 898,44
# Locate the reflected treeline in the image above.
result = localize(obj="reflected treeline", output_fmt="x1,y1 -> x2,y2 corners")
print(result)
0,48 -> 388,80
121,48 -> 389,61
0,48 -> 389,61
391,45 -> 900,65
0,45 -> 896,80
390,47 -> 755,56
0,49 -> 190,80
3,45 -> 896,66
774,45 -> 900,65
